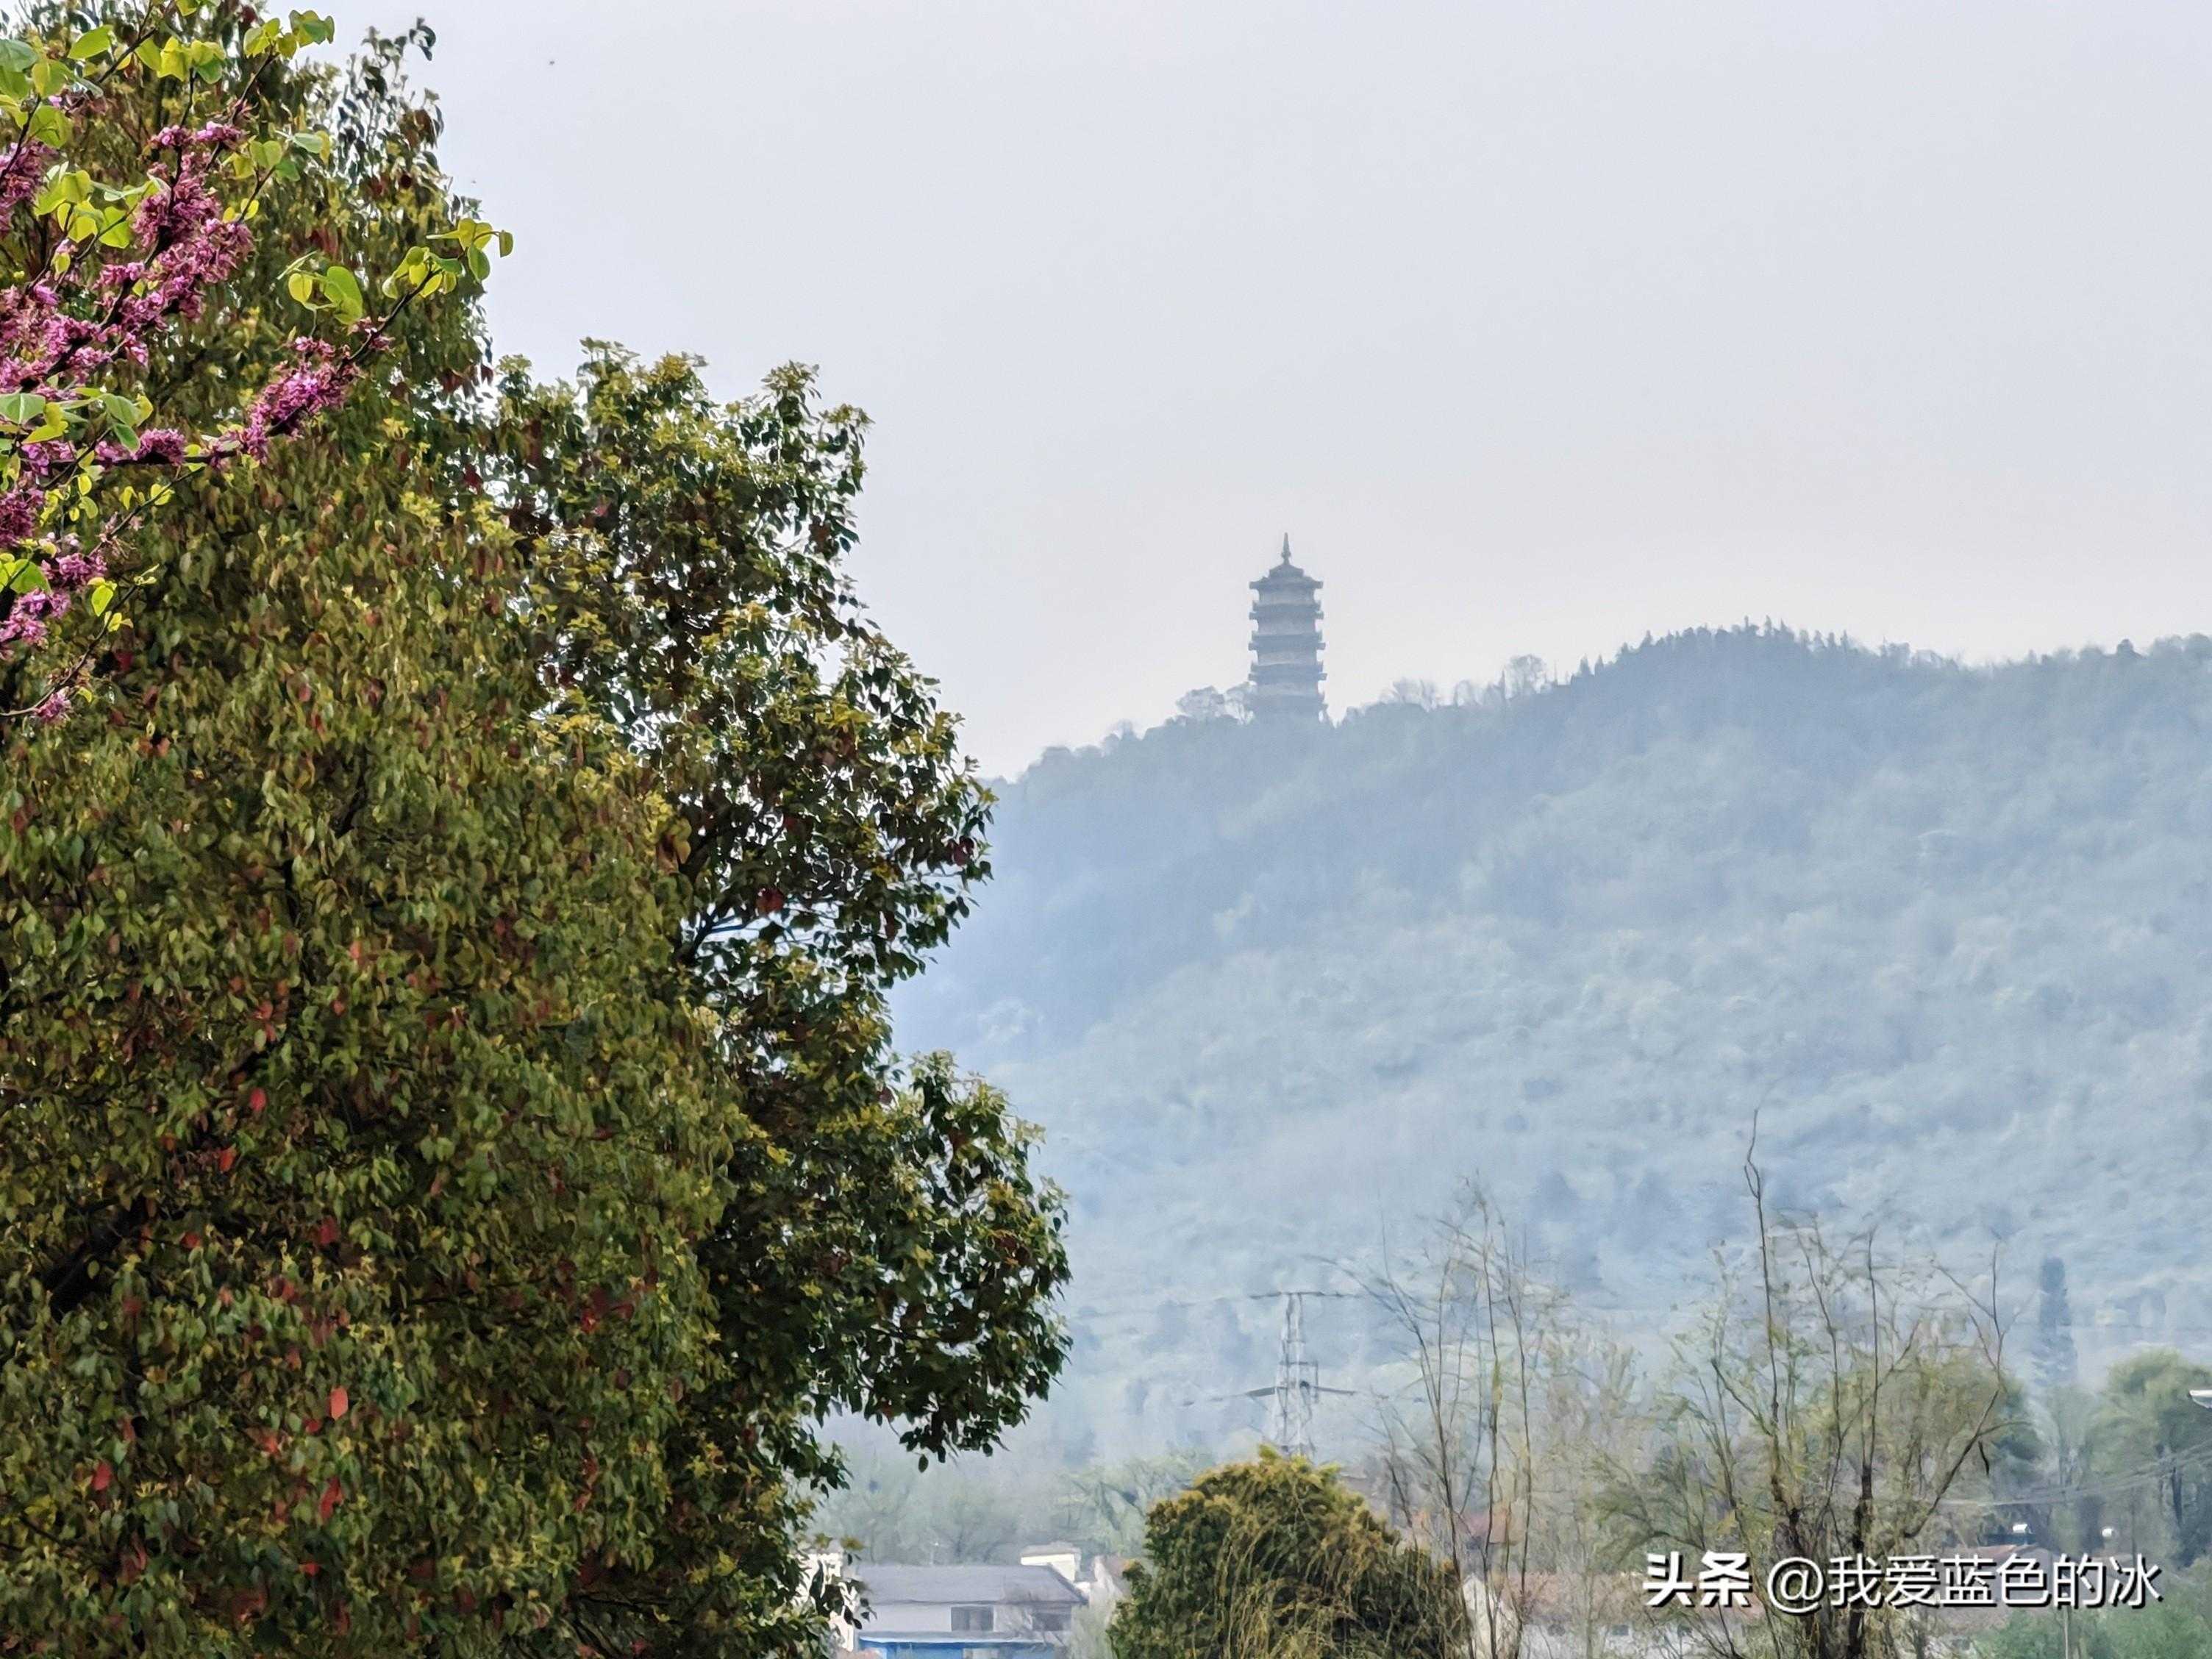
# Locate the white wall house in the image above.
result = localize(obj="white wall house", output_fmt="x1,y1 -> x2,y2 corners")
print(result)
849,1560 -> 1088,1658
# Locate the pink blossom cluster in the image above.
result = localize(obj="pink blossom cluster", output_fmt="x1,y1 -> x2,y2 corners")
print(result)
0,583 -> 64,652
0,535 -> 104,659
0,136 -> 54,221
238,338 -> 353,460
0,121 -> 251,403
0,116 -> 266,695
0,101 -> 391,721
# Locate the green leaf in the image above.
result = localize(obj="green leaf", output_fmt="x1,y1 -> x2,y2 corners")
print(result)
26,103 -> 71,148
0,392 -> 48,427
321,265 -> 364,322
287,269 -> 318,307
67,25 -> 116,61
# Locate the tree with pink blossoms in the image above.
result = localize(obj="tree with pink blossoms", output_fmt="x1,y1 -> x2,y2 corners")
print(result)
0,4 -> 504,721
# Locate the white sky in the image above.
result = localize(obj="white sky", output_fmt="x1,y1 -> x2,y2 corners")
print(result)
354,0 -> 2212,774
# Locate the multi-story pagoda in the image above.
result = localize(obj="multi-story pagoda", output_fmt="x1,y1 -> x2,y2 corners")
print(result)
1247,535 -> 1326,722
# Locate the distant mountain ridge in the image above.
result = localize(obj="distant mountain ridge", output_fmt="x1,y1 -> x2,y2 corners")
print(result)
891,627 -> 2212,1447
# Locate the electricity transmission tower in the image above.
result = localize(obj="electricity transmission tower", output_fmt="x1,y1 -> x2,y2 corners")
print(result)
1191,1289 -> 1357,1460
1266,1291 -> 1326,1458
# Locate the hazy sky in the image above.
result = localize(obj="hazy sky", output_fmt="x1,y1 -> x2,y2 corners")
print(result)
353,0 -> 2212,774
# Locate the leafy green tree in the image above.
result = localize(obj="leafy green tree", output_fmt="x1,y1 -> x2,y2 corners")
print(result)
1977,1610 -> 2116,1659
3,13 -> 1068,1658
1110,1450 -> 1470,1659
1975,1605 -> 2212,1659
1,12 -> 717,1653
2097,1351 -> 2212,1569
491,344 -> 1071,1650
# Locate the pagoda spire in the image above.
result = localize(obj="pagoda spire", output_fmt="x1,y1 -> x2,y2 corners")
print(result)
1247,538 -> 1326,722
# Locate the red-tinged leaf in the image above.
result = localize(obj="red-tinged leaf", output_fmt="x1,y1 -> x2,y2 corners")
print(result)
318,1475 -> 342,1522
315,1216 -> 340,1248
90,1460 -> 113,1492
182,1231 -> 201,1250
247,1088 -> 266,1114
299,1559 -> 320,1577
217,1146 -> 237,1172
328,1385 -> 349,1421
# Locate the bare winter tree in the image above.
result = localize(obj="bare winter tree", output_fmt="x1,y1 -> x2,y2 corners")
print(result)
1618,1138 -> 2016,1659
1358,1188 -> 1560,1659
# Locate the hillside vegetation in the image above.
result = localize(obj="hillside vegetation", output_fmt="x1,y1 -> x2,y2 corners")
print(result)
892,627 -> 2212,1446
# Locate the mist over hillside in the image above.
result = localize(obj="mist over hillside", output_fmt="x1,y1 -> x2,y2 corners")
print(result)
890,626 -> 2212,1452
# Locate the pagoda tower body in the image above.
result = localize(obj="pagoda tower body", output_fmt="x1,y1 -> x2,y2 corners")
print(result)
1247,535 -> 1326,723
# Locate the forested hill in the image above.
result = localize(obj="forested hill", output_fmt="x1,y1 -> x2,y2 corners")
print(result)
891,627 -> 2212,1445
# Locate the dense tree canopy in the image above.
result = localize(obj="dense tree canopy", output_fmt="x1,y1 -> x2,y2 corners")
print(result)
0,12 -> 718,1651
1,8 -> 1067,1655
493,345 -> 1071,1650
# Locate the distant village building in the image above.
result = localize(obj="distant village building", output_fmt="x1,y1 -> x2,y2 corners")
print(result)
1246,535 -> 1326,723
846,1545 -> 1121,1657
